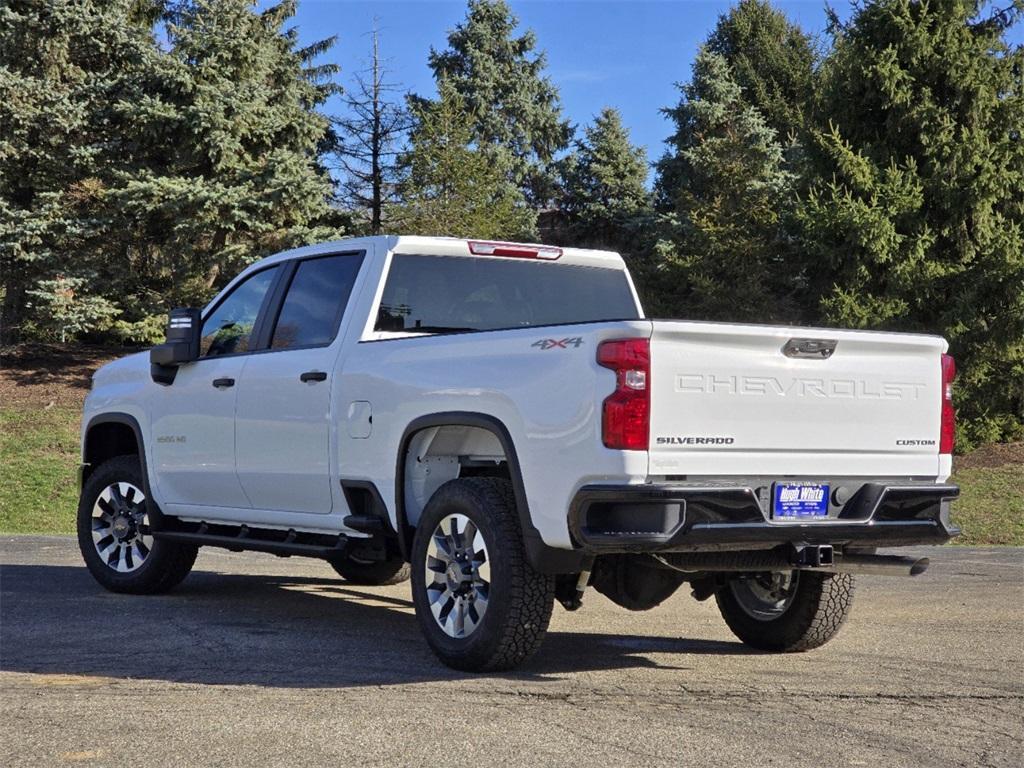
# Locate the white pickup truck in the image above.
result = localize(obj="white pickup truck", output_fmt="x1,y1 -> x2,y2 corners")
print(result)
78,235 -> 960,670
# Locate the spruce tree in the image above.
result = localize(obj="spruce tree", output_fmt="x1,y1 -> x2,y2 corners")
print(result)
100,0 -> 342,332
0,0 -> 158,342
705,0 -> 816,143
653,50 -> 800,322
427,0 -> 571,205
802,0 -> 1023,445
558,107 -> 650,250
393,82 -> 535,240
0,0 -> 342,343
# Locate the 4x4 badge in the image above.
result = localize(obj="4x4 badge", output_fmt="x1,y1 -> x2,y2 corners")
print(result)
532,337 -> 584,350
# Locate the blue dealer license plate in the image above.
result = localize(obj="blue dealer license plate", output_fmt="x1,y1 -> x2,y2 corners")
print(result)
772,483 -> 830,520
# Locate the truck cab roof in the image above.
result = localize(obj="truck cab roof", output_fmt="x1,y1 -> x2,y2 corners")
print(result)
246,235 -> 629,272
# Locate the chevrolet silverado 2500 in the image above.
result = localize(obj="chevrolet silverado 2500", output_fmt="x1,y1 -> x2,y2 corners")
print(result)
78,235 -> 960,670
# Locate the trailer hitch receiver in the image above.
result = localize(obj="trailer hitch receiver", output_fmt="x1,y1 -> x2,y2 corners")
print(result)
790,544 -> 834,568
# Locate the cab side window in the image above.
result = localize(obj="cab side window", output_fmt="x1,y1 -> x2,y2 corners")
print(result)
270,254 -> 363,350
200,266 -> 280,358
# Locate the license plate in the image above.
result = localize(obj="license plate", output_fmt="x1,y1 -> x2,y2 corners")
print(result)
773,482 -> 830,520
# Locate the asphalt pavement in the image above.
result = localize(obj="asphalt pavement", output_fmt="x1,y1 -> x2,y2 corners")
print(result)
1,536 -> 1021,767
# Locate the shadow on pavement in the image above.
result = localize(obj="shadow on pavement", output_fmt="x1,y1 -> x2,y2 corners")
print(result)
0,563 -> 750,688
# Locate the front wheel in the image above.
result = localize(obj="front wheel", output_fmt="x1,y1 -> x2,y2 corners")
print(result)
77,455 -> 198,594
410,477 -> 555,671
715,570 -> 855,652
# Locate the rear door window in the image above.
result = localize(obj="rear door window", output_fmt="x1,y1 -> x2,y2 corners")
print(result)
270,254 -> 363,350
375,255 -> 640,333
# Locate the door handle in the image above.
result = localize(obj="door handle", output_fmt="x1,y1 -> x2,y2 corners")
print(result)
300,371 -> 328,383
212,377 -> 235,388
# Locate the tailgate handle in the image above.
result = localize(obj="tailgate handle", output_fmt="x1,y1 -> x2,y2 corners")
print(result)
782,338 -> 837,359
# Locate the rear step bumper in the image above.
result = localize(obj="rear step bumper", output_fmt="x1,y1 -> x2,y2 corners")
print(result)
568,483 -> 960,554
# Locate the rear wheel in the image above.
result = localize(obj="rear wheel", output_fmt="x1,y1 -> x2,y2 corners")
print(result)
715,570 -> 855,652
410,477 -> 555,671
328,554 -> 410,586
77,455 -> 197,594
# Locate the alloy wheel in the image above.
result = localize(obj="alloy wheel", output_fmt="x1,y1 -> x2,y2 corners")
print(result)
423,513 -> 491,638
91,482 -> 153,573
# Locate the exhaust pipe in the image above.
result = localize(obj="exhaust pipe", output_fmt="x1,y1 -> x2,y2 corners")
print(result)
790,545 -> 929,577
822,553 -> 930,577
650,549 -> 930,577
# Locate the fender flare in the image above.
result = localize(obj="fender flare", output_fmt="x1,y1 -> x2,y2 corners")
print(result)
82,412 -> 163,527
394,411 -> 584,574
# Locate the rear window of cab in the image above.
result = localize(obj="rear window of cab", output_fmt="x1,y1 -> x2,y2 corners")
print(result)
374,254 -> 641,334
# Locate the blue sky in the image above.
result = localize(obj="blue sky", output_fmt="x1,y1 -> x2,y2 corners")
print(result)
286,0 -> 1023,171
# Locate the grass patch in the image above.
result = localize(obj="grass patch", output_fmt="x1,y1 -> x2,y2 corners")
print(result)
949,464 -> 1024,546
0,407 -> 81,534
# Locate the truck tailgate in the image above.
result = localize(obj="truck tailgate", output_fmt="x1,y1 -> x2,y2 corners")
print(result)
648,321 -> 946,478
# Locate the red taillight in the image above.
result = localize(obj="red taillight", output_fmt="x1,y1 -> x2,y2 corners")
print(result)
940,354 -> 956,454
467,241 -> 562,260
597,338 -> 650,450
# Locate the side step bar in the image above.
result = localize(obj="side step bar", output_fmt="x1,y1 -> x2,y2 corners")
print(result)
152,522 -> 348,559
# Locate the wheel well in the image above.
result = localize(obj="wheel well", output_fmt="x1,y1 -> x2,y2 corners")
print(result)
394,412 -> 585,575
83,421 -> 139,484
401,424 -> 510,531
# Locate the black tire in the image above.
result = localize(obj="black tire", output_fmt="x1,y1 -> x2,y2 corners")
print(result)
410,477 -> 555,672
715,570 -> 855,652
328,554 -> 411,586
77,455 -> 198,594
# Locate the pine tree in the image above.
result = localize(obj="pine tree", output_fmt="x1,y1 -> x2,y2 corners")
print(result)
393,82 -> 535,240
705,0 -> 816,143
100,0 -> 343,333
558,108 -> 650,250
802,0 -> 1024,446
0,0 -> 160,342
427,0 -> 571,205
653,49 -> 800,322
25,276 -> 120,343
333,26 -> 411,235
0,0 -> 342,344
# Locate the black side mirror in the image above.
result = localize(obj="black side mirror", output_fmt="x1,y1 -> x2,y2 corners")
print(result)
150,308 -> 201,384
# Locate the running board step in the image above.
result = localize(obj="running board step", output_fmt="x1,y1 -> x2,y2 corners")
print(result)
153,524 -> 347,559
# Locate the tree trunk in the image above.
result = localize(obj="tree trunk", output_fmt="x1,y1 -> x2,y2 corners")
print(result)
370,27 -> 383,235
0,280 -> 27,344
